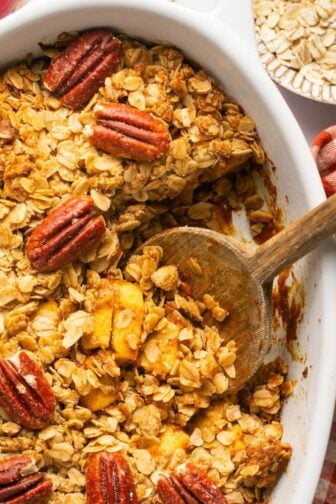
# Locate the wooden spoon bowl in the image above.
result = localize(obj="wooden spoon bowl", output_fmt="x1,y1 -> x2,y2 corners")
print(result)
145,228 -> 271,392
144,192 -> 336,392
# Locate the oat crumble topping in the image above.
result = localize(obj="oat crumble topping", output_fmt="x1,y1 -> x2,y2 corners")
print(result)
0,31 -> 293,503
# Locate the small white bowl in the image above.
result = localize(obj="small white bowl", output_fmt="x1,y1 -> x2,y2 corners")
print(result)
256,34 -> 336,105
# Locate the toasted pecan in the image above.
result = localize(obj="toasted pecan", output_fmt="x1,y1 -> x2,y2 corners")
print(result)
86,451 -> 139,504
0,455 -> 52,503
157,464 -> 227,504
43,29 -> 122,109
90,102 -> 171,162
27,195 -> 106,272
0,351 -> 56,430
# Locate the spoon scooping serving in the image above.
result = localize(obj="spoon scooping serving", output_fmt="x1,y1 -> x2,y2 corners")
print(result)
143,192 -> 336,393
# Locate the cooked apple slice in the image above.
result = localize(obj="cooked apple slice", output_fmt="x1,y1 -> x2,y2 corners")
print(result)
150,425 -> 189,459
111,280 -> 144,363
80,388 -> 118,412
82,296 -> 114,351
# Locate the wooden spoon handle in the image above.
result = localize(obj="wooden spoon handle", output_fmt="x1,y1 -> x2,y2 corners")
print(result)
247,192 -> 336,285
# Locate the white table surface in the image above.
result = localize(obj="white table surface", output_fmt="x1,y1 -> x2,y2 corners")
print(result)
278,86 -> 335,144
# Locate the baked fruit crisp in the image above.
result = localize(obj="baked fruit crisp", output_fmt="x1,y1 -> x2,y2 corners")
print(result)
0,29 -> 293,503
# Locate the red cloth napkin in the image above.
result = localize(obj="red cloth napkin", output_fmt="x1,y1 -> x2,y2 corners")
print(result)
311,127 -> 336,504
0,0 -> 18,18
311,126 -> 336,197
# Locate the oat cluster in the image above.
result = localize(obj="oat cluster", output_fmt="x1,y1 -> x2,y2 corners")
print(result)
0,32 -> 292,503
254,0 -> 336,85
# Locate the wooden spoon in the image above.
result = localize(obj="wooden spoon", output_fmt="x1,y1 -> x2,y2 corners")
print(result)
143,193 -> 336,392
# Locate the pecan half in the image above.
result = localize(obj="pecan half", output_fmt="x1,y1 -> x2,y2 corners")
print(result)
0,351 -> 56,430
157,464 -> 227,504
90,102 -> 171,162
0,455 -> 52,503
86,451 -> 138,504
43,29 -> 122,109
27,195 -> 106,272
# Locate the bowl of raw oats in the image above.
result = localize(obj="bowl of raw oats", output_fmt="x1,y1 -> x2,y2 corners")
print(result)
0,0 -> 336,503
254,0 -> 336,104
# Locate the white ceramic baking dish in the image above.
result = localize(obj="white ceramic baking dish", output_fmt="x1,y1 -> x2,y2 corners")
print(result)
1,0 -> 336,502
